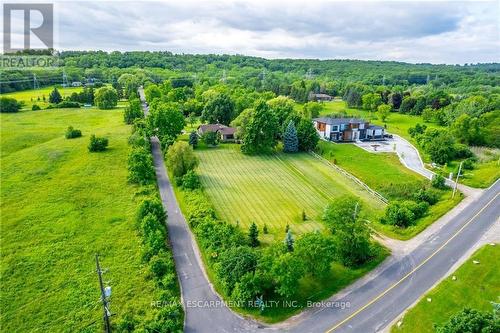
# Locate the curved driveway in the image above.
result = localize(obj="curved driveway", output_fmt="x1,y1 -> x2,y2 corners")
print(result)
139,88 -> 500,333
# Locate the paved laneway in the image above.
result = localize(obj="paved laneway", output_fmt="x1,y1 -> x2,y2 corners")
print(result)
140,87 -> 499,333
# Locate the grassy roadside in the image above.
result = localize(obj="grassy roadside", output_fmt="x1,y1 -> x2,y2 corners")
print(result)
391,244 -> 500,333
0,108 -> 160,331
317,141 -> 463,240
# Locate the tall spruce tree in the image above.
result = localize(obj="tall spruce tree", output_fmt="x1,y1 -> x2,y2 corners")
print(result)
248,222 -> 260,247
189,131 -> 198,148
283,120 -> 298,153
49,87 -> 62,104
284,229 -> 294,252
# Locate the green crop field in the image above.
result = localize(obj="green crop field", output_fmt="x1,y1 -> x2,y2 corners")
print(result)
2,85 -> 84,109
196,144 -> 384,241
0,108 -> 159,332
392,244 -> 500,333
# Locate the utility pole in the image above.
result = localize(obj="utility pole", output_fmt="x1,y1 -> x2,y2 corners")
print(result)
62,70 -> 69,88
33,74 -> 39,90
353,202 -> 359,221
95,254 -> 111,333
452,161 -> 463,199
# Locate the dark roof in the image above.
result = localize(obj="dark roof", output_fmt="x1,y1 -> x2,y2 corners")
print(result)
313,117 -> 366,125
198,123 -> 226,133
198,123 -> 236,135
219,127 -> 236,135
368,125 -> 384,130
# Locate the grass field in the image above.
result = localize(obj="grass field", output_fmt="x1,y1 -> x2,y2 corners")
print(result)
195,144 -> 385,242
2,85 -> 84,109
317,141 -> 463,239
0,108 -> 159,332
392,244 -> 500,333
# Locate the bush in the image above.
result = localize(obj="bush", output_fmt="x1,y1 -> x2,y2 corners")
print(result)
462,158 -> 475,170
0,97 -> 20,113
124,98 -> 143,124
432,174 -> 447,189
31,104 -> 41,111
127,147 -> 155,185
436,308 -> 499,333
149,252 -> 172,280
87,134 -> 108,152
454,143 -> 473,159
137,197 -> 165,222
181,170 -> 200,190
65,126 -> 82,139
166,141 -> 198,178
382,200 -> 429,227
413,188 -> 439,205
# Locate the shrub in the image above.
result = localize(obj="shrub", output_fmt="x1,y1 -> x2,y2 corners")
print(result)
181,170 -> 200,190
413,188 -> 439,205
137,197 -> 165,223
65,126 -> 82,139
124,98 -> 143,124
462,158 -> 475,170
432,174 -> 447,189
202,131 -> 219,146
0,97 -> 20,113
382,200 -> 429,227
31,104 -> 41,111
436,308 -> 499,333
166,141 -> 198,178
149,252 -> 171,280
454,143 -> 473,159
127,147 -> 155,185
87,134 -> 108,152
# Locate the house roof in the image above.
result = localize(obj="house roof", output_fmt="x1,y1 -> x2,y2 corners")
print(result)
198,123 -> 236,135
312,93 -> 333,98
219,127 -> 236,135
198,123 -> 226,134
313,117 -> 366,125
368,125 -> 384,130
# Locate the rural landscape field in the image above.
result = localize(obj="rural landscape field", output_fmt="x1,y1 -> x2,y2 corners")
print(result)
1,1 -> 499,333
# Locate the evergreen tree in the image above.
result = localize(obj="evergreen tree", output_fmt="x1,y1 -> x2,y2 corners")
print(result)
248,222 -> 259,247
49,87 -> 62,104
283,120 -> 298,153
284,229 -> 294,252
189,131 -> 198,148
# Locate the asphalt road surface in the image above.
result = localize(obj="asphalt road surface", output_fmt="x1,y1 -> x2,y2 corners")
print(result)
139,88 -> 500,333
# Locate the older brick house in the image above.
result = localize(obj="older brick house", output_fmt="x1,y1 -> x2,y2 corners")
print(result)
313,117 -> 385,142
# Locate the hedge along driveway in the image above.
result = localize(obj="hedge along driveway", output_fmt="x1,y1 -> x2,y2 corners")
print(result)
195,144 -> 384,241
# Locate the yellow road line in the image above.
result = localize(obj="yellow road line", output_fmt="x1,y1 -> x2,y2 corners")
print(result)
325,192 -> 499,333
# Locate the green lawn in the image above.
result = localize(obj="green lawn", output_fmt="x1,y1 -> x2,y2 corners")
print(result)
2,85 -> 84,109
312,101 -> 499,188
392,244 -> 500,333
195,144 -> 384,242
317,141 -> 463,240
0,108 -> 159,332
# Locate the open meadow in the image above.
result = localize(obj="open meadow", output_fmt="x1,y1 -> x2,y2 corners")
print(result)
195,144 -> 385,242
0,108 -> 159,332
2,85 -> 84,109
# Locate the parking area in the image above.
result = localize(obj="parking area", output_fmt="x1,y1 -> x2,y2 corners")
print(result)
355,140 -> 396,153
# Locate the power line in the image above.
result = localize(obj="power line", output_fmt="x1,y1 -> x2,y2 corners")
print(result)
95,254 -> 112,333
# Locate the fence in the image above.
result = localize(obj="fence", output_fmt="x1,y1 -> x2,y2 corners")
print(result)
309,151 -> 389,204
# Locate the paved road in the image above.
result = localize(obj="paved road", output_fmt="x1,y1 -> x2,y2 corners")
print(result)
139,88 -> 499,333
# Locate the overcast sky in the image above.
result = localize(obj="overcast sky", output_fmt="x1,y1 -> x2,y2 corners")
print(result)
7,0 -> 500,64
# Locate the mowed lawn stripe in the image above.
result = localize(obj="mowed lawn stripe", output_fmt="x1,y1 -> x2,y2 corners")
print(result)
196,145 -> 383,237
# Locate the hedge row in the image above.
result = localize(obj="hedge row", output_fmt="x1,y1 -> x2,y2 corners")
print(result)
115,115 -> 183,332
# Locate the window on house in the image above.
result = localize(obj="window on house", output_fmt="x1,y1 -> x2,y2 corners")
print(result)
317,122 -> 326,131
